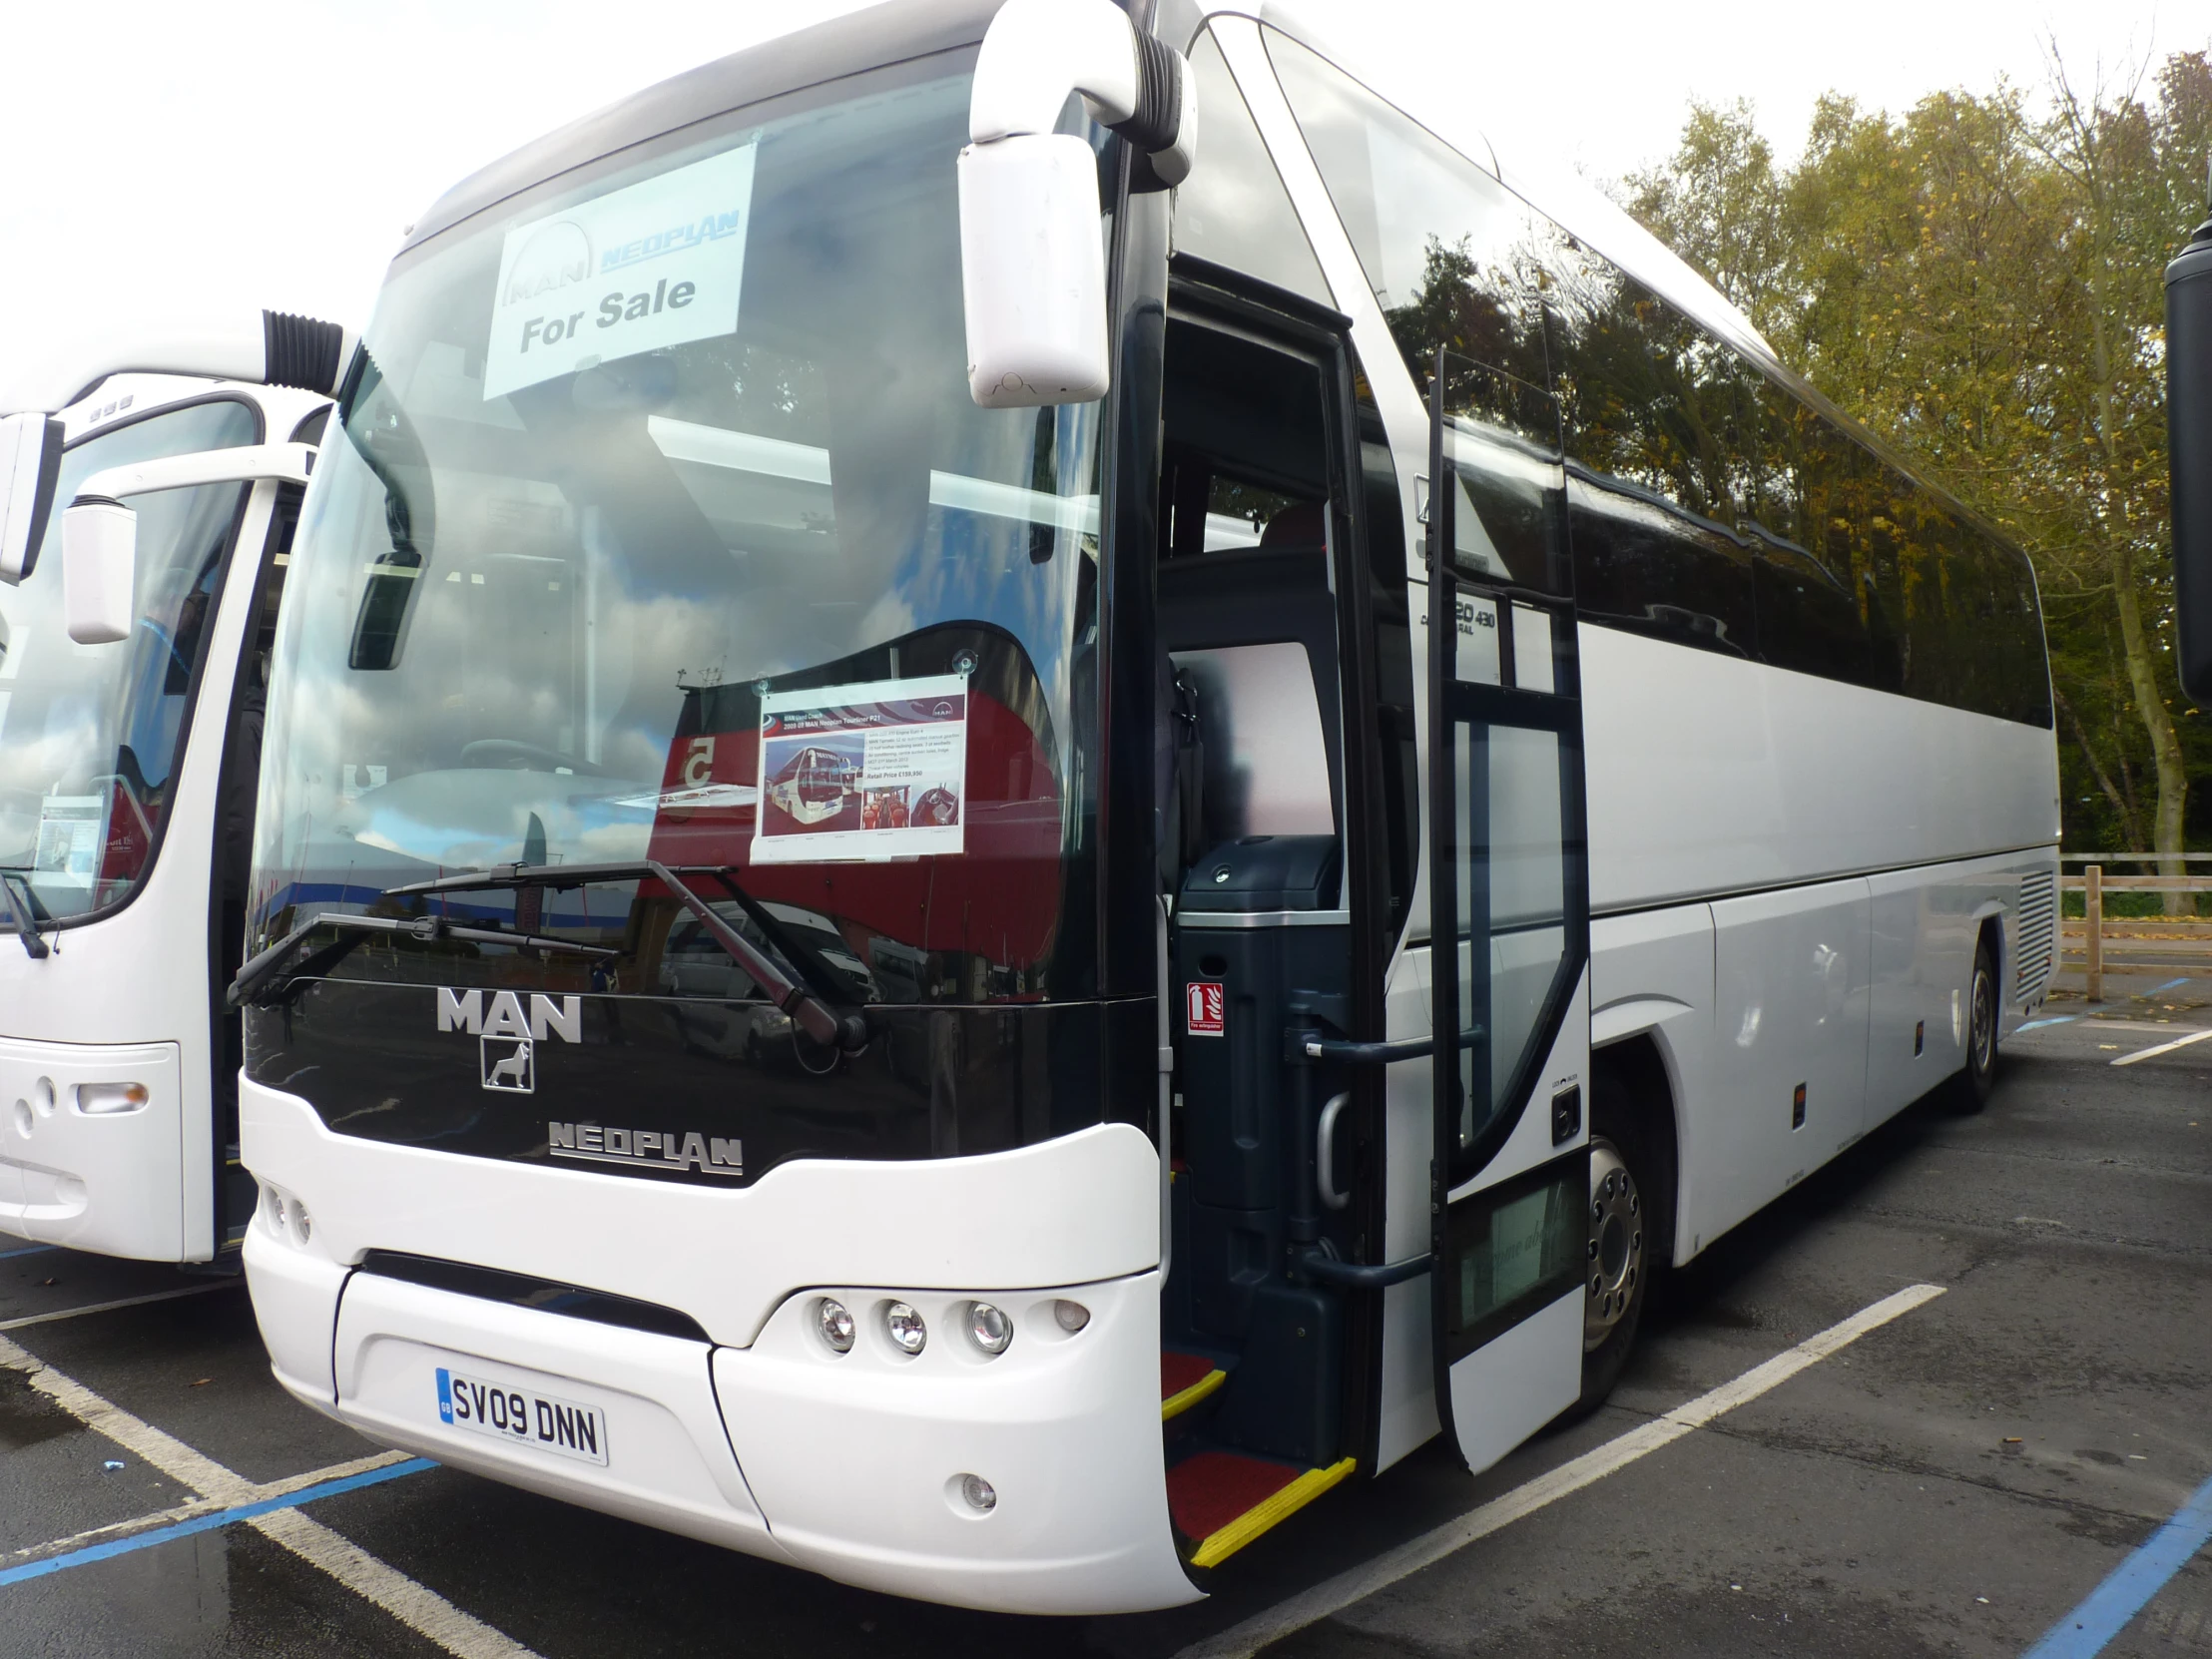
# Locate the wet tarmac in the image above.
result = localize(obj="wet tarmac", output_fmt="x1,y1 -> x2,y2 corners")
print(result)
3,967 -> 2207,1658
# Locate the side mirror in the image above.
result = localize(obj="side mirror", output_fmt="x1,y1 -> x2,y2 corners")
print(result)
958,0 -> 1195,410
63,500 -> 138,645
2170,178 -> 2212,705
959,135 -> 1111,408
0,412 -> 64,583
56,440 -> 318,647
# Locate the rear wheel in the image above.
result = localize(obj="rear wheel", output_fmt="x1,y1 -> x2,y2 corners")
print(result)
1574,1077 -> 1659,1414
1955,935 -> 1999,1113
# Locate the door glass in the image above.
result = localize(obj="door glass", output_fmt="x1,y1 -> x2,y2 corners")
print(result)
1444,658 -> 1571,1160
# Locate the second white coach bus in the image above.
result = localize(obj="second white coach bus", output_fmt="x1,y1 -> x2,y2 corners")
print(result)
234,0 -> 2057,1612
0,319 -> 344,1263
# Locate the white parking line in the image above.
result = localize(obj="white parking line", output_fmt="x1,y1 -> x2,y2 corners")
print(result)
0,1332 -> 541,1658
1174,1283 -> 1947,1659
2110,1027 -> 2212,1067
0,1283 -> 233,1332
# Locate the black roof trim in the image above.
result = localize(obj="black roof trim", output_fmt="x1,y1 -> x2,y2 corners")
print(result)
399,0 -> 1004,257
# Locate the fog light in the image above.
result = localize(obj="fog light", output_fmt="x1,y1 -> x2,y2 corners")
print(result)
959,1473 -> 996,1512
1053,1299 -> 1090,1334
287,1200 -> 312,1246
966,1302 -> 1012,1356
884,1301 -> 927,1356
817,1297 -> 855,1354
76,1082 -> 150,1115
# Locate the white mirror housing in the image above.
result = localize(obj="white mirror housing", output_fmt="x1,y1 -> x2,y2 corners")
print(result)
0,412 -> 64,583
960,136 -> 1112,407
58,441 -> 318,646
961,0 -> 1196,409
64,500 -> 138,645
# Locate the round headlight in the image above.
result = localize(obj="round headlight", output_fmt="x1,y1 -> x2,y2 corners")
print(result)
884,1301 -> 927,1356
966,1302 -> 1012,1356
817,1297 -> 854,1354
1053,1299 -> 1091,1334
959,1473 -> 997,1512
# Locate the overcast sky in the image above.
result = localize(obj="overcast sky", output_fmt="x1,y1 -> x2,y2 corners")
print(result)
0,0 -> 2195,379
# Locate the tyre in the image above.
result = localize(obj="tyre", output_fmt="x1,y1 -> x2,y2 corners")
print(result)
1954,934 -> 1999,1113
1573,1075 -> 1660,1415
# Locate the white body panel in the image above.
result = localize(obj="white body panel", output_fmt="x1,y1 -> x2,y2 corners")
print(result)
0,376 -> 329,1262
246,1077 -> 1193,1613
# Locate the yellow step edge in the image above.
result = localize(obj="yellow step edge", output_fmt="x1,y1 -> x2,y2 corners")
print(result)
1161,1368 -> 1227,1421
1189,1456 -> 1358,1569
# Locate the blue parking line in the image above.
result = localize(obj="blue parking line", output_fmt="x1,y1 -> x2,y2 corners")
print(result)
0,1458 -> 435,1588
0,1245 -> 54,1261
2022,1469 -> 2212,1657
2148,977 -> 2191,994
2014,1016 -> 2079,1033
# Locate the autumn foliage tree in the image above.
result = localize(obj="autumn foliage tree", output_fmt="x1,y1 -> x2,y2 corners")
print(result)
1629,50 -> 2212,885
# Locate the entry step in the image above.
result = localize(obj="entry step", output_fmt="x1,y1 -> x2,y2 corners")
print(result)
1161,1351 -> 1227,1420
1165,1449 -> 1356,1569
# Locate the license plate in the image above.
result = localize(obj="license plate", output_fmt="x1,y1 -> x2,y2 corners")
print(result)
434,1366 -> 609,1466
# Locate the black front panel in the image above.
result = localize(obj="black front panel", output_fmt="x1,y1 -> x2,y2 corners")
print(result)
248,982 -> 1149,1187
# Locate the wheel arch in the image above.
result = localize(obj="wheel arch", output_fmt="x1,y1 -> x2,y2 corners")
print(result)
1589,1032 -> 1682,1272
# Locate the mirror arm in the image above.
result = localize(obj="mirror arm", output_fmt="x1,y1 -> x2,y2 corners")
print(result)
0,311 -> 354,417
72,441 -> 316,509
969,0 -> 1195,185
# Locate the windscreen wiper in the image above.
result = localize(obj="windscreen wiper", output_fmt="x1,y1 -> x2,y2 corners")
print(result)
0,872 -> 51,960
380,860 -> 869,1052
228,911 -> 618,1008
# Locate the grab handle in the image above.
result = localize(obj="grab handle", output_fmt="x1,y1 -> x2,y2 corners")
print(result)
1316,1091 -> 1352,1211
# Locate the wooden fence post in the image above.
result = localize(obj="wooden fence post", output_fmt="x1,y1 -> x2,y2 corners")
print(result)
2085,863 -> 2103,1003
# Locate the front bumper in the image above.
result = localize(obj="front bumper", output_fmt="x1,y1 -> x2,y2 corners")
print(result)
0,1035 -> 185,1260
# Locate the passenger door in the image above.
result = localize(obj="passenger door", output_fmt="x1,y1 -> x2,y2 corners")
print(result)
1423,352 -> 1592,1470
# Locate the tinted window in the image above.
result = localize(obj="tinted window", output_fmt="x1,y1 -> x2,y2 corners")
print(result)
1173,29 -> 1334,305
1546,246 -> 1756,658
1739,380 -> 1873,685
1266,29 -> 1551,399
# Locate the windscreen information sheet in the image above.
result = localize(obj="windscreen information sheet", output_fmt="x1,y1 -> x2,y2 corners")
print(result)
484,143 -> 759,399
753,674 -> 967,863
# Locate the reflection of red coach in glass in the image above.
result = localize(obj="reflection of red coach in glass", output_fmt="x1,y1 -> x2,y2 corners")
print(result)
644,639 -> 1062,982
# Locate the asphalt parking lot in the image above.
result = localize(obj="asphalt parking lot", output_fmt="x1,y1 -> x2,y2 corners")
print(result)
4,969 -> 2208,1659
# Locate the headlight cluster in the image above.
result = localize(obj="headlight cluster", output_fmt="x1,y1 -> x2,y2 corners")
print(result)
258,1181 -> 313,1247
811,1295 -> 1090,1360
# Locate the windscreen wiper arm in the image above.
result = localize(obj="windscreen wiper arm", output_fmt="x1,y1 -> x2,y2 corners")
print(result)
228,911 -> 618,1008
380,860 -> 869,1052
0,873 -> 51,960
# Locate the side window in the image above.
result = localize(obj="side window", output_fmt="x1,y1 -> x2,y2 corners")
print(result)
1173,28 -> 1334,306
1266,29 -> 1553,403
1545,248 -> 1756,658
1739,382 -> 1873,685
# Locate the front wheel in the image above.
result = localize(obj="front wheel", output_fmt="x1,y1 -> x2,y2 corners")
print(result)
1954,936 -> 1999,1113
1574,1082 -> 1659,1414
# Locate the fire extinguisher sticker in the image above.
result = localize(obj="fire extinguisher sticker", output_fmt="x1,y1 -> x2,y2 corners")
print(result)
1186,982 -> 1225,1037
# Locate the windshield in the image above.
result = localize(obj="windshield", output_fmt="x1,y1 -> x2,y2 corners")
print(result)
0,398 -> 259,924
257,58 -> 1107,1005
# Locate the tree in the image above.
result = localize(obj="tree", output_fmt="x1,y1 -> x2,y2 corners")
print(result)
1630,48 -> 2212,887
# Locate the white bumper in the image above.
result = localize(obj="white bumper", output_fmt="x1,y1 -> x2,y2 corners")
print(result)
0,1035 -> 186,1260
241,1077 -> 1196,1614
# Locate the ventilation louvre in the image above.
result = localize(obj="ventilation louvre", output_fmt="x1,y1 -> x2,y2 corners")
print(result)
2016,869 -> 2056,1002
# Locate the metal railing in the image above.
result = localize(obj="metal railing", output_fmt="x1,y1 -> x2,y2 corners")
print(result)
2061,858 -> 2212,1001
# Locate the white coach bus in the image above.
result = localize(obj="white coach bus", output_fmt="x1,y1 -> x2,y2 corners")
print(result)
0,316 -> 346,1262
234,0 -> 2058,1613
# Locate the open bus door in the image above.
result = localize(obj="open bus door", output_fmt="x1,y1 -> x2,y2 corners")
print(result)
1422,351 -> 1593,1469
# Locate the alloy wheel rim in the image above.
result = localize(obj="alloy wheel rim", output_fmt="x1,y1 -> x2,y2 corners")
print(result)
1972,962 -> 1996,1074
1584,1139 -> 1642,1353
